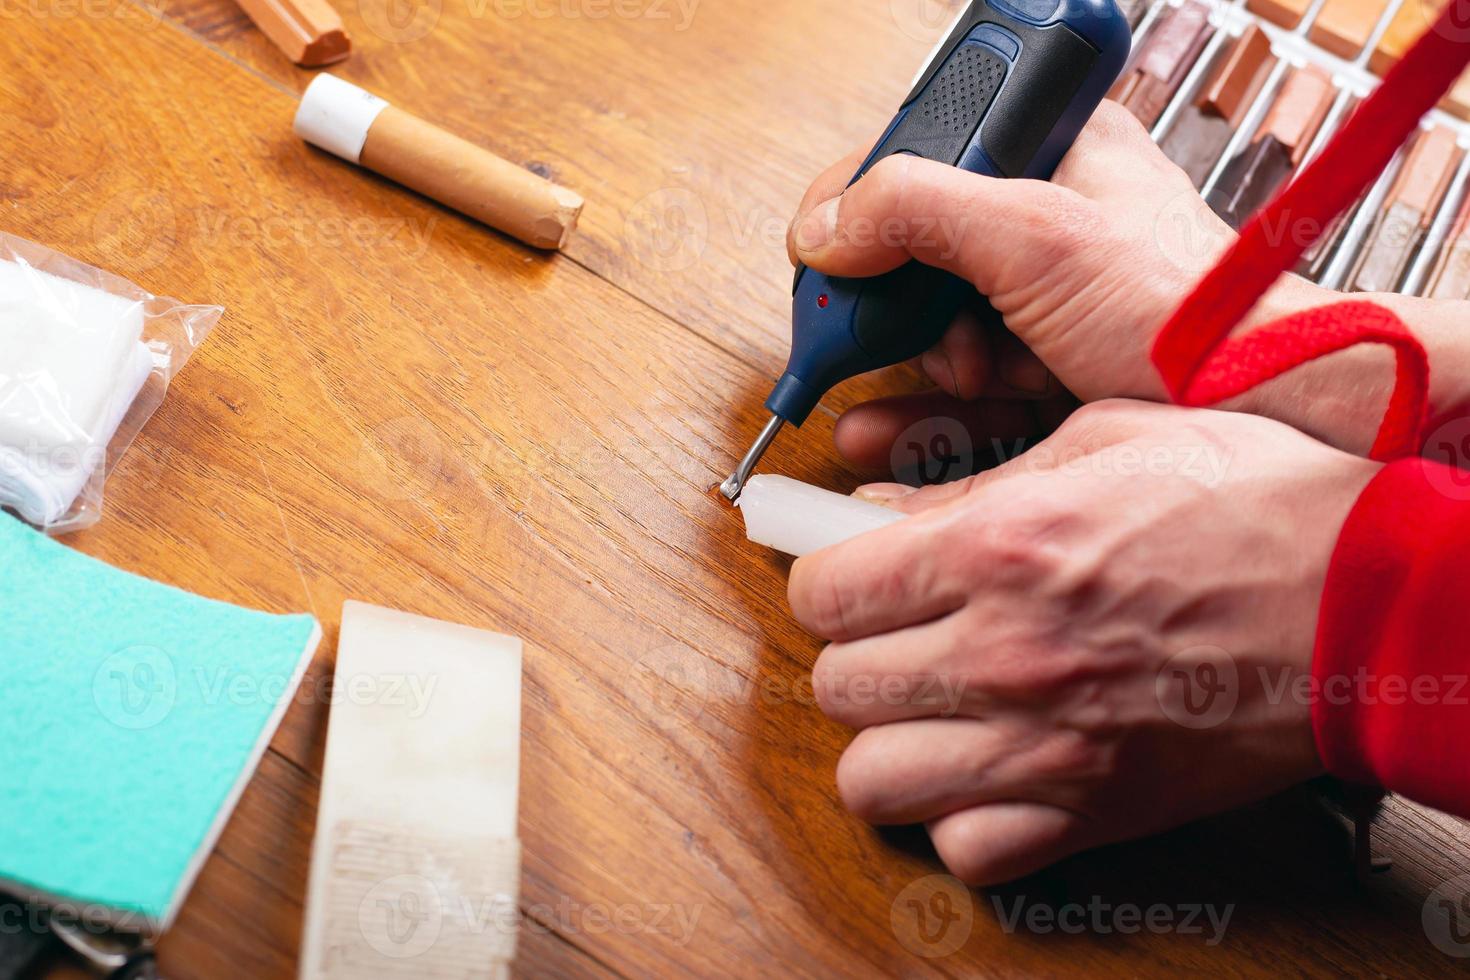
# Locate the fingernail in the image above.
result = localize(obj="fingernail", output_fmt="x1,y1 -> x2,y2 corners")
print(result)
794,198 -> 839,253
1000,357 -> 1054,396
922,349 -> 960,398
854,483 -> 918,504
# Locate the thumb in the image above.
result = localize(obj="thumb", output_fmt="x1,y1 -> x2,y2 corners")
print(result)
851,399 -> 1153,514
789,154 -> 1089,295
852,461 -> 1016,516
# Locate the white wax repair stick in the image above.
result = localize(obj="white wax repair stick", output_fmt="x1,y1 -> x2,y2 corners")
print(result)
737,475 -> 905,557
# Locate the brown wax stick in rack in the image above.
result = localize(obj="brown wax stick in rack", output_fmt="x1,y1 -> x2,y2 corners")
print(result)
1109,1 -> 1214,130
235,0 -> 349,66
1117,0 -> 1152,28
1372,0 -> 1470,120
1159,26 -> 1276,187
1206,65 -> 1336,230
1351,126 -> 1463,292
1296,97 -> 1359,280
1427,195 -> 1470,299
1370,0 -> 1441,75
1247,0 -> 1313,29
1310,0 -> 1393,60
294,75 -> 584,250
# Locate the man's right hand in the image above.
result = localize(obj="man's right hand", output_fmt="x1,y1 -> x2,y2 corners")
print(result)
786,101 -> 1456,466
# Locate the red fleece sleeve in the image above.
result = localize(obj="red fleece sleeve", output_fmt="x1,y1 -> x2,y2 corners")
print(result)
1315,457 -> 1470,816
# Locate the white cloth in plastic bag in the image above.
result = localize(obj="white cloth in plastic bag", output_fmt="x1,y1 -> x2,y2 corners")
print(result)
0,261 -> 154,525
0,233 -> 219,532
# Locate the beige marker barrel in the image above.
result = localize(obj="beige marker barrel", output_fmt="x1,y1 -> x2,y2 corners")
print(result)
294,74 -> 583,251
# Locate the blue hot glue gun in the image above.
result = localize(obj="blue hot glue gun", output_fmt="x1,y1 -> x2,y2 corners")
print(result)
721,0 -> 1131,500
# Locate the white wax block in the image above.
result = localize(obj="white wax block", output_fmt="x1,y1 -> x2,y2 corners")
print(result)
315,601 -> 522,838
738,475 -> 905,557
301,601 -> 523,980
0,259 -> 146,447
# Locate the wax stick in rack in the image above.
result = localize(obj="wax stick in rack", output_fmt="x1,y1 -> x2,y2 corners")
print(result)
1110,1 -> 1215,130
1207,65 -> 1336,230
1373,0 -> 1470,120
1427,194 -> 1470,299
1248,0 -> 1312,29
1159,26 -> 1277,188
295,75 -> 585,250
1351,126 -> 1463,293
1310,0 -> 1392,60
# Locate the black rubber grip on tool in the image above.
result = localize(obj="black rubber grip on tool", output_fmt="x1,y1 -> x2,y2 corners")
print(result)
879,45 -> 1009,167
858,13 -> 1099,181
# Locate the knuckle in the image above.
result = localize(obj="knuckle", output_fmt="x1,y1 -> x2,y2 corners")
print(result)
790,553 -> 871,639
863,153 -> 915,196
834,732 -> 885,820
931,820 -> 999,886
1037,195 -> 1106,262
1055,397 -> 1142,442
787,557 -> 839,636
1035,729 -> 1106,780
963,512 -> 1066,588
809,647 -> 849,718
1093,98 -> 1153,145
981,646 -> 1070,699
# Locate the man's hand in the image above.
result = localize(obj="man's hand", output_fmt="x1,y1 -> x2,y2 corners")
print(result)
788,102 -> 1422,462
787,400 -> 1378,885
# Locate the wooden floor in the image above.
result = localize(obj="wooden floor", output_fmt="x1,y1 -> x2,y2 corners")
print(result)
6,0 -> 1470,975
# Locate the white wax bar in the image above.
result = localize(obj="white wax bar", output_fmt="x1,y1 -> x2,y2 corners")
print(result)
738,475 -> 905,557
300,601 -> 523,980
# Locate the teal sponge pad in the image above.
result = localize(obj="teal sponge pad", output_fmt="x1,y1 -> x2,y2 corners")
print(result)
0,515 -> 319,932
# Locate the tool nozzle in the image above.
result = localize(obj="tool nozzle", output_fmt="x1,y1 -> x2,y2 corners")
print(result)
720,414 -> 785,502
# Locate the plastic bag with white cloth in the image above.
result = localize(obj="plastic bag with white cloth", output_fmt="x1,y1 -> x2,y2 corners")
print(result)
0,232 -> 219,532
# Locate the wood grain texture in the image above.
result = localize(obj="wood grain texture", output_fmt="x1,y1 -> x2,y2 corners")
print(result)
159,0 -> 942,406
2,1 -> 1469,977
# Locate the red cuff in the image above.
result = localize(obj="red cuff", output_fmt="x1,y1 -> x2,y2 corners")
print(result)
1315,457 -> 1470,815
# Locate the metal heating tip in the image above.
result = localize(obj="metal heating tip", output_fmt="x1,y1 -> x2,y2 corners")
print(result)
720,414 -> 785,502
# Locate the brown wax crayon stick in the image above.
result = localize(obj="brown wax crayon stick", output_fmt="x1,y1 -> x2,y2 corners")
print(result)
1258,65 -> 1336,167
1160,26 -> 1276,187
1352,127 -> 1463,292
294,75 -> 584,250
1445,72 -> 1470,120
1109,1 -> 1215,129
235,0 -> 349,66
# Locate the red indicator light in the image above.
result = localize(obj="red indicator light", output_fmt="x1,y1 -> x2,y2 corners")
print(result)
817,293 -> 829,309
